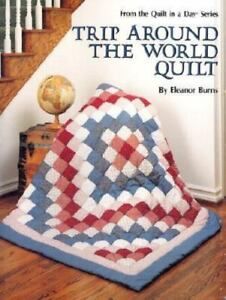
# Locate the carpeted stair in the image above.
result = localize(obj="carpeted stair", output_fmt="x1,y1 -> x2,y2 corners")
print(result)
0,0 -> 85,113
0,0 -> 45,52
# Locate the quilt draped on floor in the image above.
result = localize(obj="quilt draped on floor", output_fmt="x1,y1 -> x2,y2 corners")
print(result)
0,83 -> 221,291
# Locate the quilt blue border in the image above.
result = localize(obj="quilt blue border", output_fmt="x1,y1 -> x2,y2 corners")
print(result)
0,210 -> 221,291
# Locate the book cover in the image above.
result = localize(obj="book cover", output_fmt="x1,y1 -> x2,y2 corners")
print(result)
0,0 -> 224,202
0,0 -> 225,298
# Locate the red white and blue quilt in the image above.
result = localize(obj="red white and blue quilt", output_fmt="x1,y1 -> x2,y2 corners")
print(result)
0,83 -> 221,290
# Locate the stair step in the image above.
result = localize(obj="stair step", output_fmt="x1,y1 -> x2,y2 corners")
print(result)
0,0 -> 85,113
2,52 -> 34,77
0,77 -> 14,82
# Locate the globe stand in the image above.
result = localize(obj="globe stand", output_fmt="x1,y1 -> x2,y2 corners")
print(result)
50,114 -> 62,129
54,114 -> 60,126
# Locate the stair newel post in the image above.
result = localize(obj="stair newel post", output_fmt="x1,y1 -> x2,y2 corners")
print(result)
15,0 -> 22,53
45,0 -> 52,8
35,0 -> 43,29
54,0 -> 61,8
25,0 -> 33,29
4,0 -> 12,53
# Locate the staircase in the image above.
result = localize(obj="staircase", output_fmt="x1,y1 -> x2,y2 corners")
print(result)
0,0 -> 45,52
0,0 -> 84,113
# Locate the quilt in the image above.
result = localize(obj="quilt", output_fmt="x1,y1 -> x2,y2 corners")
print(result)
0,83 -> 221,291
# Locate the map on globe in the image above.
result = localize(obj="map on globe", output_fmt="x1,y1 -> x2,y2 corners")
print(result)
38,75 -> 75,115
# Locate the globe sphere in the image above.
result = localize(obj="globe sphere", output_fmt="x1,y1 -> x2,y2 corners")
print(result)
38,75 -> 75,115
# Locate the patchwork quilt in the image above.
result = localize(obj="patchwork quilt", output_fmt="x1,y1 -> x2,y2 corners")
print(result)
0,83 -> 221,291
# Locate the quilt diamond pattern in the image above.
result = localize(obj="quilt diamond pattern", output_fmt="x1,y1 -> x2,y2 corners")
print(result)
0,83 -> 221,291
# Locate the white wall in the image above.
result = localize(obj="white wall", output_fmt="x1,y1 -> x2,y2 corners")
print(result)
223,0 -> 226,196
0,0 -> 224,201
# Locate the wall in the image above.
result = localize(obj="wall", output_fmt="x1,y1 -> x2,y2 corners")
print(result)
0,0 -> 224,202
224,0 -> 226,196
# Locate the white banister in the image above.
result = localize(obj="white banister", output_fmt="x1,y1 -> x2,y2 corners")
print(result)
35,0 -> 43,29
25,0 -> 33,29
4,0 -> 12,53
15,0 -> 22,53
45,0 -> 52,7
1,0 -> 63,77
54,0 -> 61,8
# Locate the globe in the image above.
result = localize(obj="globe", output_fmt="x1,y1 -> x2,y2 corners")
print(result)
37,75 -> 75,120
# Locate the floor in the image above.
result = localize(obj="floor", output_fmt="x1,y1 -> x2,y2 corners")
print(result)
0,192 -> 226,300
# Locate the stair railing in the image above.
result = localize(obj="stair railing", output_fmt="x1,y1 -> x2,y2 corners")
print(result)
0,0 -> 62,77
15,0 -> 22,53
25,0 -> 32,29
45,0 -> 52,7
36,0 -> 43,29
4,0 -> 12,53
54,0 -> 60,8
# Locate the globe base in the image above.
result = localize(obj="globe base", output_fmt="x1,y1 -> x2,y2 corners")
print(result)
47,114 -> 62,130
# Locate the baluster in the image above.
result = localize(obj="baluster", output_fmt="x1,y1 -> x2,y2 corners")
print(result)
4,0 -> 12,53
25,0 -> 33,29
45,0 -> 52,7
35,0 -> 43,29
15,0 -> 22,53
54,0 -> 61,8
